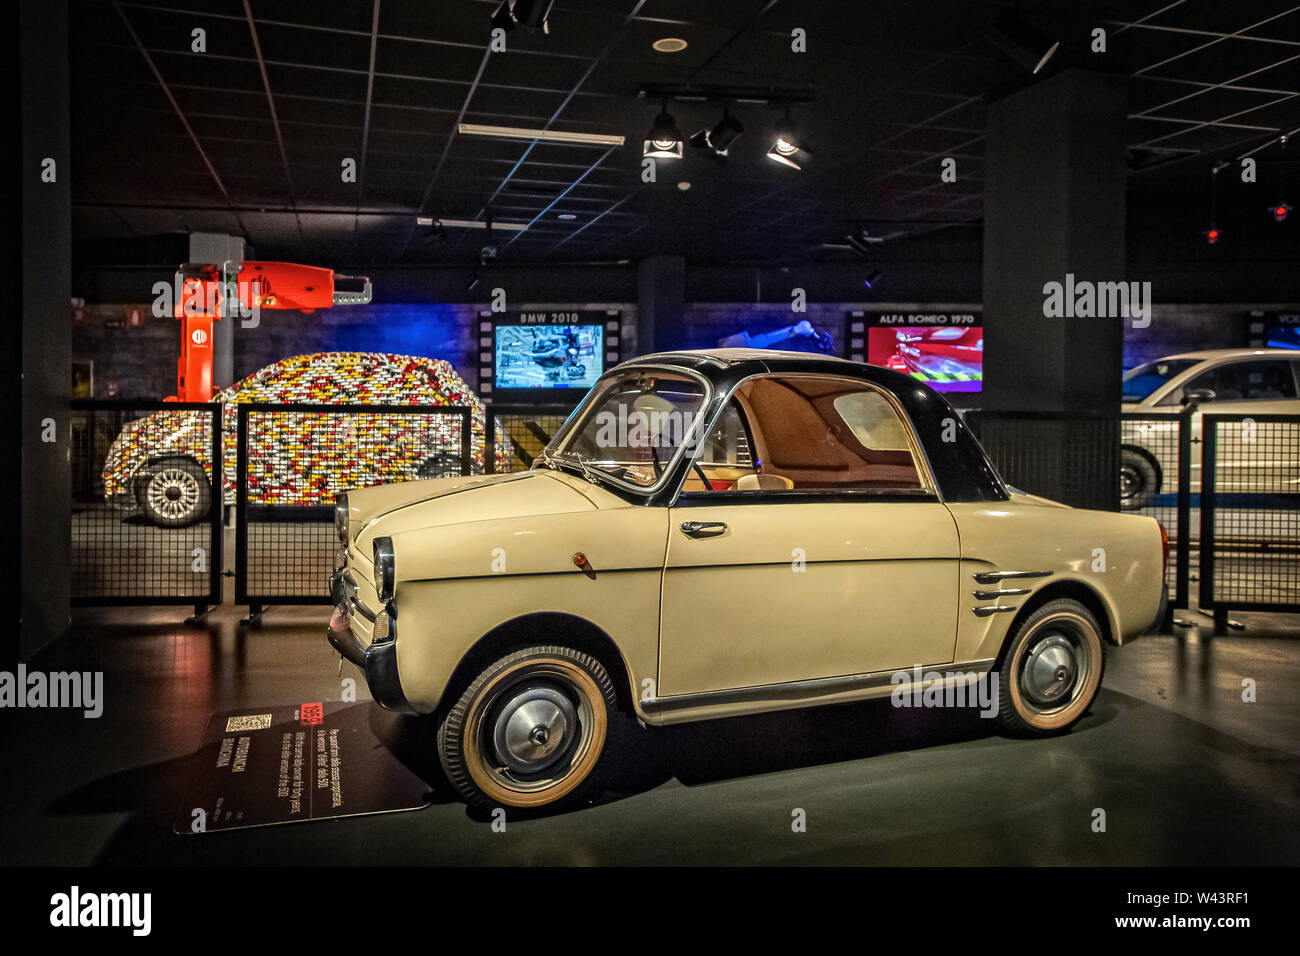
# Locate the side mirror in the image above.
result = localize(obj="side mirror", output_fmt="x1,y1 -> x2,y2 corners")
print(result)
1181,388 -> 1216,407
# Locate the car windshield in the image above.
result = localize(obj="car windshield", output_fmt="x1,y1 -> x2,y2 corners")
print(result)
540,368 -> 710,493
1121,359 -> 1199,402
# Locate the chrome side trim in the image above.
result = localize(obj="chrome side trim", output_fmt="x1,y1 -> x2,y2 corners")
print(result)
973,605 -> 1018,617
972,569 -> 1051,585
640,660 -> 997,718
973,588 -> 1030,600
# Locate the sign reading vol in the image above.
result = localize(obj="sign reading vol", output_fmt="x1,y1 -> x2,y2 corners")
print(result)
175,702 -> 430,833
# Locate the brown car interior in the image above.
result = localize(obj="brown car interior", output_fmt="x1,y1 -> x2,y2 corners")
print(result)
682,376 -> 925,494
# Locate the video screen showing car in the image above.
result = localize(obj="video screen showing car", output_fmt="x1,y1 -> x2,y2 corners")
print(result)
494,324 -> 604,389
867,325 -> 983,393
1266,322 -> 1300,350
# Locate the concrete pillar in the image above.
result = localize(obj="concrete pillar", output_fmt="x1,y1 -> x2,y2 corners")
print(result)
637,255 -> 685,355
981,69 -> 1129,509
20,0 -> 72,657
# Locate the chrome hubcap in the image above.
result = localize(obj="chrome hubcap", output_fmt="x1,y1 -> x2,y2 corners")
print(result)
1020,632 -> 1080,707
146,468 -> 200,520
490,683 -> 579,775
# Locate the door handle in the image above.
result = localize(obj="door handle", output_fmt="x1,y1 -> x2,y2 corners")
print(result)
680,520 -> 727,538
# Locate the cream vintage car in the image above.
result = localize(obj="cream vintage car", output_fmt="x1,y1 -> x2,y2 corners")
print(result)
328,350 -> 1167,810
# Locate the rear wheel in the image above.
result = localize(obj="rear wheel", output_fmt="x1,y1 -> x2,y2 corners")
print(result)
1120,448 -> 1159,511
135,458 -> 211,528
996,599 -> 1104,736
438,645 -> 619,809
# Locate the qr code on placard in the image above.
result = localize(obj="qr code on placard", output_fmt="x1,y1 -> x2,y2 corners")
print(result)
225,714 -> 272,733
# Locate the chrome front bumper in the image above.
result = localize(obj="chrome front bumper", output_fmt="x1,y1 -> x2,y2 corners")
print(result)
327,568 -> 414,713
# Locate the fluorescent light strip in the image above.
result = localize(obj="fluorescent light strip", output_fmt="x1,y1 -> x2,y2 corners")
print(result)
459,123 -> 625,147
417,216 -> 528,232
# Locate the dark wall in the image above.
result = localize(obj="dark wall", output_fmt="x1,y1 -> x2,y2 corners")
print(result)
21,0 -> 72,658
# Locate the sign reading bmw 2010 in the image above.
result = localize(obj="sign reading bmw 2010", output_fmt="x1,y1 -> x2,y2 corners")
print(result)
479,309 -> 622,400
847,309 -> 984,394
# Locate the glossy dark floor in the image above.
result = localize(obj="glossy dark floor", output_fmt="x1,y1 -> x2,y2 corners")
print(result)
3,606 -> 1297,865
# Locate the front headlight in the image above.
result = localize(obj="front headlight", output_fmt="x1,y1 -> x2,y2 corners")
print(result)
372,536 -> 395,605
334,492 -> 349,546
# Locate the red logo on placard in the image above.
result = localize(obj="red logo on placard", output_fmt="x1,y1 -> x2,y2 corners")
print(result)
300,702 -> 324,725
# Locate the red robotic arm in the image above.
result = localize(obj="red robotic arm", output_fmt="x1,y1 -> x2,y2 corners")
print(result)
167,261 -> 372,402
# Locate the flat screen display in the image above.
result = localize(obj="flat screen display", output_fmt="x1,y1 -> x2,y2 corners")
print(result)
867,325 -> 983,393
494,323 -> 604,390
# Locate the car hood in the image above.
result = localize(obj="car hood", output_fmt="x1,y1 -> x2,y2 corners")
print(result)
347,470 -> 604,552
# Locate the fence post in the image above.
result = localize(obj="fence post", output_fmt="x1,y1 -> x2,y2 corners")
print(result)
1175,405 -> 1192,610
235,404 -> 249,609
485,409 -> 496,474
1197,414 -> 1217,624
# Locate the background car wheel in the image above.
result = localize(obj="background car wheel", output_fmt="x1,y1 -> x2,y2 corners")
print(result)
996,599 -> 1105,737
134,458 -> 212,528
1119,448 -> 1159,511
438,645 -> 620,809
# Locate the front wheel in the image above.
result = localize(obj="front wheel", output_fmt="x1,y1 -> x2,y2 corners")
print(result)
996,599 -> 1104,736
437,645 -> 619,809
135,458 -> 212,528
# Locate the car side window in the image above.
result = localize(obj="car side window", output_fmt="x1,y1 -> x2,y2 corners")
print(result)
1183,360 -> 1298,402
682,375 -> 929,496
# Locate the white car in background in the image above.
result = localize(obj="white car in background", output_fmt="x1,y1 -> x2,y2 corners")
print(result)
1120,348 -> 1300,510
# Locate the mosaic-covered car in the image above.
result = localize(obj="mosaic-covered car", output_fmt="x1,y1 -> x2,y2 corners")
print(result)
329,349 -> 1167,811
104,352 -> 507,527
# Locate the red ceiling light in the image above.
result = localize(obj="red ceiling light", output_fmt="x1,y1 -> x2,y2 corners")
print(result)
1204,227 -> 1220,245
1270,202 -> 1291,222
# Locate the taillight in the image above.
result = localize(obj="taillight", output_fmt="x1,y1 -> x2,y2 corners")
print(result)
1158,522 -> 1169,576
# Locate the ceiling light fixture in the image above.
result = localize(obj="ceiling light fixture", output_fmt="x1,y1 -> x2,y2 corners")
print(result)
1270,134 -> 1291,222
558,213 -> 577,220
689,108 -> 744,163
643,102 -> 684,159
652,37 -> 688,53
1204,164 -> 1223,245
864,270 -> 884,289
458,123 -> 624,147
490,0 -> 553,34
767,116 -> 809,170
987,7 -> 1059,74
677,181 -> 691,191
416,216 -> 527,233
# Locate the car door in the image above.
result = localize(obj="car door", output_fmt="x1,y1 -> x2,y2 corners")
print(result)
657,375 -> 961,697
1179,358 -> 1300,493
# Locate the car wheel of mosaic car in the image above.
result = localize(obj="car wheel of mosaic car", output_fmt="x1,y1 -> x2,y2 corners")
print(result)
327,349 -> 1168,812
995,598 -> 1105,736
134,457 -> 211,528
437,645 -> 619,809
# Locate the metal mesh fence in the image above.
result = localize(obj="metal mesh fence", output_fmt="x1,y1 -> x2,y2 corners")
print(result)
1200,414 -> 1300,611
70,401 -> 223,605
487,407 -> 575,473
963,411 -> 1120,512
235,403 -> 471,607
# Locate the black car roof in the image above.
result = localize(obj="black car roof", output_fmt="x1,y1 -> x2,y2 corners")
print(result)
618,348 -> 1009,504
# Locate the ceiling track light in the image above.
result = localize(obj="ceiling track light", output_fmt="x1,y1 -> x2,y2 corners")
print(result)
643,100 -> 684,159
689,108 -> 744,163
987,7 -> 1059,74
767,115 -> 809,170
491,0 -> 553,34
864,270 -> 884,289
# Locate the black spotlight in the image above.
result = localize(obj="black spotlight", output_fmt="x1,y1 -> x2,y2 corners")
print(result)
644,105 -> 684,159
987,8 -> 1059,74
766,119 -> 809,170
491,0 -> 553,35
689,111 -> 744,162
467,271 -> 481,291
864,270 -> 884,289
